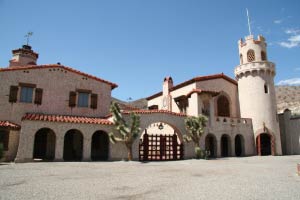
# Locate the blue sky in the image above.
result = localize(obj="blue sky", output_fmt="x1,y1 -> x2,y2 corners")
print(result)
0,0 -> 299,101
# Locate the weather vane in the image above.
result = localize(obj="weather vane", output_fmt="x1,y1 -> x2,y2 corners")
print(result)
246,8 -> 252,36
24,32 -> 33,45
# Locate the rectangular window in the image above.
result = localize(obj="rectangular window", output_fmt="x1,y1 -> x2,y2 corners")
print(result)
0,130 -> 9,151
20,87 -> 34,103
264,84 -> 269,94
78,92 -> 89,107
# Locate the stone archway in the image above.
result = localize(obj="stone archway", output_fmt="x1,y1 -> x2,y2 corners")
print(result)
63,129 -> 83,161
205,134 -> 217,158
91,130 -> 109,161
221,134 -> 231,157
33,128 -> 56,160
256,133 -> 274,156
235,134 -> 244,157
139,122 -> 183,161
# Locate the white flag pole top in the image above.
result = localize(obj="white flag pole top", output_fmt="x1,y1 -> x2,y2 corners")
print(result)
246,8 -> 252,36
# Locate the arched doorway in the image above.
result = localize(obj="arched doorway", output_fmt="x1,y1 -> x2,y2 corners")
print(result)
235,134 -> 244,157
139,122 -> 183,161
33,128 -> 56,160
217,95 -> 230,117
221,134 -> 231,157
63,129 -> 83,161
91,131 -> 109,161
256,133 -> 272,156
205,134 -> 217,158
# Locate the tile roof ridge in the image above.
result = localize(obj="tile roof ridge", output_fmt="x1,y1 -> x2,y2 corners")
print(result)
0,64 -> 118,89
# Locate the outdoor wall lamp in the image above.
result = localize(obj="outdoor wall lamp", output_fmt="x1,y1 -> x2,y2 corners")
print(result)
158,122 -> 164,130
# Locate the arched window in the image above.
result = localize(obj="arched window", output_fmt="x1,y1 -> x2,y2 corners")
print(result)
261,51 -> 267,61
240,54 -> 243,64
217,95 -> 230,117
247,49 -> 255,62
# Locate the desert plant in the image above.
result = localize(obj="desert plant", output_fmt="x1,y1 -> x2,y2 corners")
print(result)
109,102 -> 141,161
184,115 -> 208,159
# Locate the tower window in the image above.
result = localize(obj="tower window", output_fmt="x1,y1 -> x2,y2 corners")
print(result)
240,54 -> 243,64
261,51 -> 267,61
247,49 -> 255,62
264,84 -> 268,94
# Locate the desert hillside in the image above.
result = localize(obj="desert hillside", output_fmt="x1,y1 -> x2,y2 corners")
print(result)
275,85 -> 300,114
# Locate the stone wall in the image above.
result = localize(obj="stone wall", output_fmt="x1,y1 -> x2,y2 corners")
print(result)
279,110 -> 300,155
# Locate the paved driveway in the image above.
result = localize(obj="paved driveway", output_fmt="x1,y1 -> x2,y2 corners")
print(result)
1,156 -> 300,200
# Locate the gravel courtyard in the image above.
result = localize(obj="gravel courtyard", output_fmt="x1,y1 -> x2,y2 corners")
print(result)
1,156 -> 300,200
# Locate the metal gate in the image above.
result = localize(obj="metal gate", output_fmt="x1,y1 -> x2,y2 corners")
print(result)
139,130 -> 183,161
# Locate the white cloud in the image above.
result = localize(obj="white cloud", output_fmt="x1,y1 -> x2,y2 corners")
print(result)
285,28 -> 300,34
279,29 -> 300,48
277,78 -> 300,85
295,68 -> 300,71
274,19 -> 282,24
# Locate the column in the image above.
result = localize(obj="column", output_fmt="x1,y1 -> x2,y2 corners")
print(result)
55,134 -> 64,161
83,135 -> 91,161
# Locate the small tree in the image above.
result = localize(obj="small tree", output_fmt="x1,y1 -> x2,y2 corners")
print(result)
184,115 -> 208,159
109,102 -> 141,161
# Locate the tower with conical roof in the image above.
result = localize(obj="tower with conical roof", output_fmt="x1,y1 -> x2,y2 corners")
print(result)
235,34 -> 282,155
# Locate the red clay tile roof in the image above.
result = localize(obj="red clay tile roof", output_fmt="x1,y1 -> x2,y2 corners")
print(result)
0,64 -> 118,89
186,89 -> 220,98
121,109 -> 187,117
0,120 -> 21,130
22,113 -> 113,125
146,73 -> 237,100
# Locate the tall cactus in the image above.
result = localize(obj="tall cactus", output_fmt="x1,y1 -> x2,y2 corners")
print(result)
184,115 -> 208,159
109,102 -> 141,161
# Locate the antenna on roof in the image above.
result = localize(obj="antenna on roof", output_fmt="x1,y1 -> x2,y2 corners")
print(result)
24,32 -> 33,46
246,8 -> 252,36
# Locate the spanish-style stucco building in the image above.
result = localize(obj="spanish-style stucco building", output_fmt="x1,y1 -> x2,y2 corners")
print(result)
0,33 -> 299,162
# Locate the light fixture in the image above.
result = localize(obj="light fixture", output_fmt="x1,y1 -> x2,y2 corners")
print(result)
158,122 -> 164,130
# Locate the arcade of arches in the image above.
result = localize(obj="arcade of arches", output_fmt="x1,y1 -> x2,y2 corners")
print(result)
205,134 -> 245,157
33,128 -> 109,161
31,124 -> 247,161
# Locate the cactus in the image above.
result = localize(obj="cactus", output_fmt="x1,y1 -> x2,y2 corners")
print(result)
109,102 -> 141,161
184,115 -> 207,159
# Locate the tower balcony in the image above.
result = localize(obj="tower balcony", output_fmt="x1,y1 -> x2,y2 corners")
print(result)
209,116 -> 253,133
234,61 -> 276,80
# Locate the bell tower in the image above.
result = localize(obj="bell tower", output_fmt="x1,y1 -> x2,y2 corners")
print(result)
9,45 -> 39,67
235,35 -> 282,155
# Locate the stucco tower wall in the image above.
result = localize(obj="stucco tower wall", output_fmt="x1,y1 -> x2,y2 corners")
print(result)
235,35 -> 282,155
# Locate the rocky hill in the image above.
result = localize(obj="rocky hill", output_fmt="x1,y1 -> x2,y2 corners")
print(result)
112,86 -> 300,114
275,86 -> 300,114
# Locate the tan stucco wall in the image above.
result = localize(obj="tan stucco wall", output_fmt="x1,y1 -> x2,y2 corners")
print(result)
1,130 -> 20,161
0,67 -> 112,125
279,110 -> 300,155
